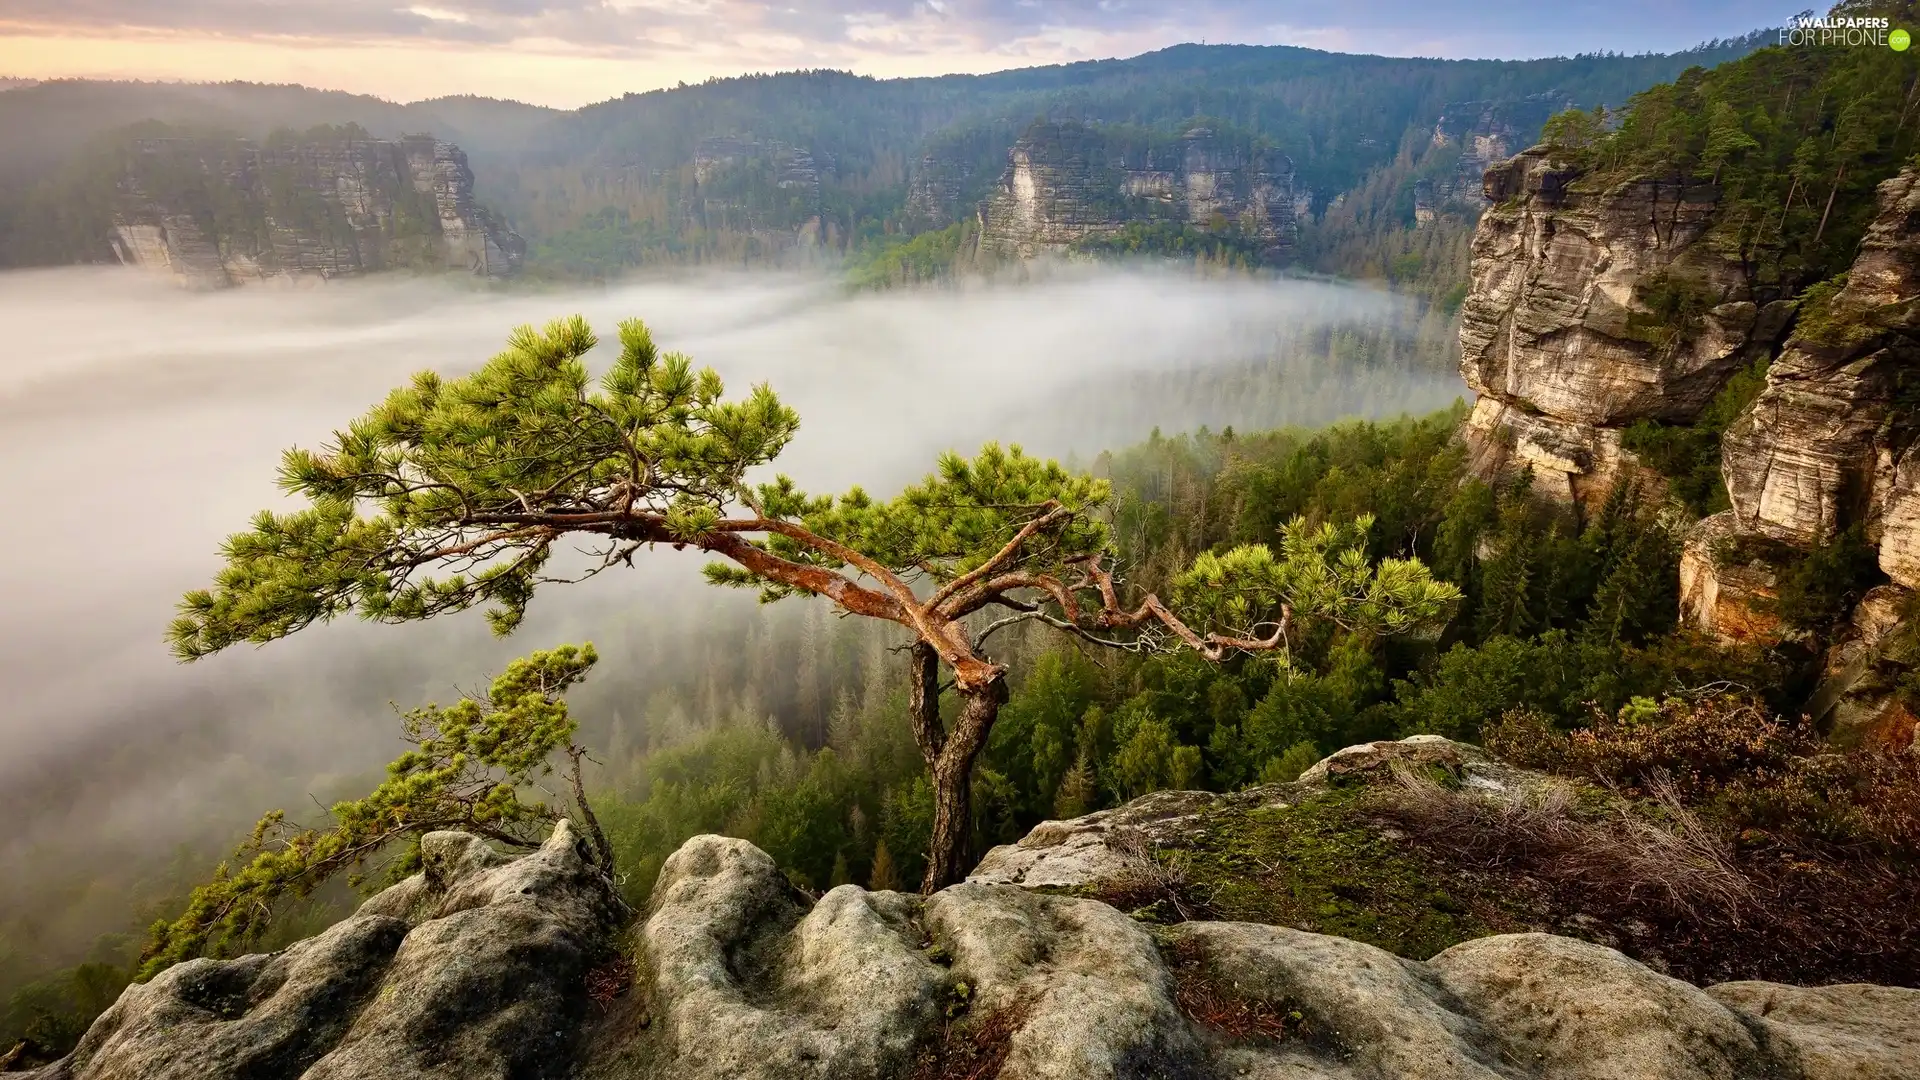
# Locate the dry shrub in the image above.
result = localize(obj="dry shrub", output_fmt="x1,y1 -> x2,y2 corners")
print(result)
584,953 -> 637,1007
1094,828 -> 1211,921
1483,696 -> 1920,856
1371,764 -> 1756,927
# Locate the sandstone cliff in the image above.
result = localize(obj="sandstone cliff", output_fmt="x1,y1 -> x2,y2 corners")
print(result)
108,134 -> 524,289
686,135 -> 836,250
1721,169 -> 1920,561
1458,148 -> 1797,506
1426,93 -> 1570,215
977,120 -> 1297,263
13,741 -> 1919,1080
1460,145 -> 1920,739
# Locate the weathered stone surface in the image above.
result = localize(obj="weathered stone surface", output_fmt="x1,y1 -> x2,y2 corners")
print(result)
108,135 -> 524,289
972,736 -> 1542,891
1679,509 -> 1783,645
1723,168 -> 1920,547
1427,92 -> 1571,213
21,816 -> 1919,1080
1707,981 -> 1920,1080
632,836 -> 942,1080
9,822 -> 623,1080
1459,147 -> 1795,506
627,835 -> 1919,1080
1430,933 -> 1777,1079
979,120 -> 1297,263
1878,446 -> 1920,589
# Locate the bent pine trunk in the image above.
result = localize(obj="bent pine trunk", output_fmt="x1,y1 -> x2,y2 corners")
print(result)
909,643 -> 1008,893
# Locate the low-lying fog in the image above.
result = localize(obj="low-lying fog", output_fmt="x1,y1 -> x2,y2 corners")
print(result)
0,264 -> 1462,968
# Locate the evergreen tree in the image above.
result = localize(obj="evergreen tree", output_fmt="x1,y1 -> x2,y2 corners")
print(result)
140,644 -> 611,976
172,316 -> 1458,890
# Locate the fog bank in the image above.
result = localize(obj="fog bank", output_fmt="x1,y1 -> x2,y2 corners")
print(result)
0,264 -> 1462,968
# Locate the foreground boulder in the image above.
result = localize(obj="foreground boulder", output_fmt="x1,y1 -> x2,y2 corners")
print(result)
8,821 -> 625,1080
588,832 -> 1918,1080
14,786 -> 1920,1080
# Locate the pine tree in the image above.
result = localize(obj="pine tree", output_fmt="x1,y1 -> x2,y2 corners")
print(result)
173,316 -> 1459,892
869,840 -> 901,892
1053,751 -> 1098,819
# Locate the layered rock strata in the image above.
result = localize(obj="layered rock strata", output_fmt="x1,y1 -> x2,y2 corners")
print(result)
978,121 -> 1297,263
109,135 -> 523,288
1459,148 -> 1796,507
1427,93 -> 1570,212
1722,169 -> 1920,558
1677,509 -> 1784,645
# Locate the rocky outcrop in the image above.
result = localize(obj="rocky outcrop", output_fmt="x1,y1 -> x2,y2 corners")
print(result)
978,120 -> 1297,263
8,822 -> 625,1080
971,734 -> 1540,889
1459,148 -> 1797,507
1721,169 -> 1920,552
903,152 -> 976,228
20,793 -> 1920,1080
1808,584 -> 1919,748
1428,93 -> 1570,213
108,135 -> 524,289
597,826 -> 1920,1080
685,135 -> 834,249
1678,509 -> 1784,644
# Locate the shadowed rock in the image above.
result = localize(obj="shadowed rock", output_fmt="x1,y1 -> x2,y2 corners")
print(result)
9,821 -> 623,1080
13,809 -> 1918,1080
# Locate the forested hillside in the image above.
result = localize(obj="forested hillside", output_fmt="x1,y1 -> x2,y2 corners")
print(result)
0,33 -> 1769,286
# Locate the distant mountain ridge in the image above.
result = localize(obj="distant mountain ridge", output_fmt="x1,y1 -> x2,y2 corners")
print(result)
0,33 -> 1772,281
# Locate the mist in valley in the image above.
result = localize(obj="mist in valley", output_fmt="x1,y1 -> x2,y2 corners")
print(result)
0,263 -> 1463,984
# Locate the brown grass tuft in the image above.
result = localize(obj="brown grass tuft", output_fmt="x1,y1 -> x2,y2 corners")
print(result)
584,954 -> 636,1007
1165,937 -> 1310,1044
1371,764 -> 1757,927
907,998 -> 1034,1080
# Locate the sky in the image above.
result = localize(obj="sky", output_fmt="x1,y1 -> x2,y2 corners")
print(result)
0,0 -> 1774,109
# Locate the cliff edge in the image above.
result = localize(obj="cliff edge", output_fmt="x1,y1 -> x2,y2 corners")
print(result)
11,742 -> 1918,1080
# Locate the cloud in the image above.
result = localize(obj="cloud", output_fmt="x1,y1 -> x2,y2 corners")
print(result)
0,0 -> 1772,106
0,0 -> 1767,59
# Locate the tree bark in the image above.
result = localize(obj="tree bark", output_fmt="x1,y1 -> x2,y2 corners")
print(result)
566,746 -> 616,872
907,641 -> 945,764
920,677 -> 1007,893
1816,163 -> 1844,245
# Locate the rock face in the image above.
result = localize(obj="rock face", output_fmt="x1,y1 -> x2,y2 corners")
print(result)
978,120 -> 1297,263
1721,168 -> 1920,553
1678,509 -> 1784,645
8,822 -> 624,1080
1807,583 -> 1919,748
903,152 -> 976,228
109,135 -> 524,289
19,804 -> 1919,1080
1427,92 -> 1571,214
602,832 -> 1920,1080
1459,148 -> 1796,506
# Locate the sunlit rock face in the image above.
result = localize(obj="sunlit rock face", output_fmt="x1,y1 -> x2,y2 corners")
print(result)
978,120 -> 1298,263
107,135 -> 524,289
1677,510 -> 1784,646
1722,169 -> 1920,551
1458,148 -> 1795,509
